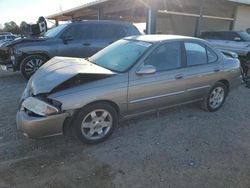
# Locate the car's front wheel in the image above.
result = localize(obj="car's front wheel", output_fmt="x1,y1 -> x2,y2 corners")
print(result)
203,82 -> 228,112
74,102 -> 118,144
20,55 -> 48,80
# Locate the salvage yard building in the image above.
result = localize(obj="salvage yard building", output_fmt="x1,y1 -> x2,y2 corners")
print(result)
46,0 -> 250,36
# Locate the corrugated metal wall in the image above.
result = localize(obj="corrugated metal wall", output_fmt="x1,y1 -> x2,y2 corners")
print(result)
153,0 -> 236,36
234,5 -> 250,30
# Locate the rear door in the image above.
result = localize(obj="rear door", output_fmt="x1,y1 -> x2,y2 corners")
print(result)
180,41 -> 223,100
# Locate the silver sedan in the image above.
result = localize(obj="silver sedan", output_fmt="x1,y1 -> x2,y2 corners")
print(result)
16,35 -> 242,144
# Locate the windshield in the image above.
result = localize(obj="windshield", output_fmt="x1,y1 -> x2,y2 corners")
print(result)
89,39 -> 152,72
44,24 -> 68,38
239,32 -> 250,42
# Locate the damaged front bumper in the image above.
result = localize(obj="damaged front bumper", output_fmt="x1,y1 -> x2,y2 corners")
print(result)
16,110 -> 69,138
17,86 -> 70,138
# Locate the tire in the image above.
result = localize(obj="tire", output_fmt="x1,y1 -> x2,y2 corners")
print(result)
20,55 -> 48,80
203,82 -> 228,112
74,102 -> 118,144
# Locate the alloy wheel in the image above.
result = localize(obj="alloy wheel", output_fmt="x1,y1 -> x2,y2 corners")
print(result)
81,109 -> 113,140
24,58 -> 44,77
208,86 -> 225,109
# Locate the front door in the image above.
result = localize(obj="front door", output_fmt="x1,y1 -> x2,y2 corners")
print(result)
128,41 -> 187,114
57,24 -> 94,58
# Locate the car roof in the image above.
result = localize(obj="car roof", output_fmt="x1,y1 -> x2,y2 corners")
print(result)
125,35 -> 199,43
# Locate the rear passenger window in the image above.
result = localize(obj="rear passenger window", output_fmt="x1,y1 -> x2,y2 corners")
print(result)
111,26 -> 129,38
93,24 -> 128,39
184,42 -> 207,66
145,42 -> 181,71
207,48 -> 218,63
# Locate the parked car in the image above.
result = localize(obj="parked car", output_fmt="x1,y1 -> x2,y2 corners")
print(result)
0,20 -> 141,79
200,31 -> 250,60
16,35 -> 241,144
0,33 -> 17,42
0,34 -> 17,46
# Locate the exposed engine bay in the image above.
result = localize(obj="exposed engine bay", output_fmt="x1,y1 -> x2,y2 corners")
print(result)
52,74 -> 113,93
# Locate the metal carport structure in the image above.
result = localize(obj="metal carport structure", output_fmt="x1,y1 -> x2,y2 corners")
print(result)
46,0 -> 250,36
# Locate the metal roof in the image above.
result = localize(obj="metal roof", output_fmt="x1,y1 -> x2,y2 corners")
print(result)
229,0 -> 250,5
46,0 -> 250,21
46,0 -> 111,20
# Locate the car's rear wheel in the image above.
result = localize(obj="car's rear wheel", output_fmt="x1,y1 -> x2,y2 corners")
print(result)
203,82 -> 228,112
74,102 -> 118,144
20,55 -> 48,80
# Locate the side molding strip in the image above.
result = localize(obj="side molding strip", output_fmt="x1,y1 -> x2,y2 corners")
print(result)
187,85 -> 210,92
130,91 -> 185,104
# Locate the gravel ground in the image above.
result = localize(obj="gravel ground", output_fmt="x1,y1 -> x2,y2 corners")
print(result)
0,70 -> 250,188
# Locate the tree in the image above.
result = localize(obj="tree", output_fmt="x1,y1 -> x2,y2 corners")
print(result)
3,21 -> 20,34
0,24 -> 3,33
20,21 -> 29,35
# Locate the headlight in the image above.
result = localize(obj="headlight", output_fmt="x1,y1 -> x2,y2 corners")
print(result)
22,97 -> 59,116
21,87 -> 29,100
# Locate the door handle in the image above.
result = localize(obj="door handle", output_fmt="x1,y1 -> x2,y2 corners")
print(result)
175,74 -> 183,79
83,43 -> 91,46
214,68 -> 220,72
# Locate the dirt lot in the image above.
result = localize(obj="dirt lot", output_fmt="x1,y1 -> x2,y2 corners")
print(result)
0,70 -> 250,188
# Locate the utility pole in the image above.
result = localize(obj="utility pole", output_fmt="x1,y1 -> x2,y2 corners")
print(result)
195,0 -> 206,37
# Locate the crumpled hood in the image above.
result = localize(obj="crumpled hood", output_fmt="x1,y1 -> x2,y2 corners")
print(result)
28,56 -> 115,95
3,37 -> 47,47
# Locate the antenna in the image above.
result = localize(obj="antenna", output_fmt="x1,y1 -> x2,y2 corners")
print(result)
59,0 -> 63,12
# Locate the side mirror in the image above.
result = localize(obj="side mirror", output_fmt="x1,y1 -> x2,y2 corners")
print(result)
136,65 -> 156,75
62,35 -> 73,44
234,37 -> 241,42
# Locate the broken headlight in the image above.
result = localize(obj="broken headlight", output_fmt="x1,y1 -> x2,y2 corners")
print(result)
22,97 -> 59,117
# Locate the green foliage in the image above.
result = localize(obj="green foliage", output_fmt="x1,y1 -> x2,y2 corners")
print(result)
20,21 -> 29,35
3,21 -> 20,34
2,21 -> 30,35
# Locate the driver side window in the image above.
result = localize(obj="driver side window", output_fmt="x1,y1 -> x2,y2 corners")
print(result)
144,41 -> 181,72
